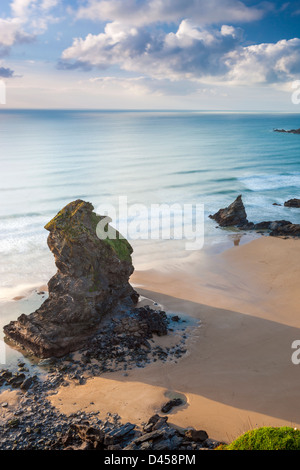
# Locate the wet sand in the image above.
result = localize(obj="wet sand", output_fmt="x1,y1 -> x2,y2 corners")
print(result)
49,236 -> 300,443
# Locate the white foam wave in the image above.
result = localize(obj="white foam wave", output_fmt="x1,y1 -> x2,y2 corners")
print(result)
0,215 -> 48,254
239,173 -> 300,191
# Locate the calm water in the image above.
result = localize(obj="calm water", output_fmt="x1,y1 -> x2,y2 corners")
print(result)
0,110 -> 300,301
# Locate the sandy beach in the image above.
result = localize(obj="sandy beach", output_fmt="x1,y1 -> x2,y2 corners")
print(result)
47,236 -> 300,443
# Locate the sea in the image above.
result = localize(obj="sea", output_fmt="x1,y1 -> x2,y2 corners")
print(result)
0,109 -> 300,304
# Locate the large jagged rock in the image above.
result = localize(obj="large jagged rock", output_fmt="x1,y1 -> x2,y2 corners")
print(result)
4,200 -> 139,358
209,195 -> 248,227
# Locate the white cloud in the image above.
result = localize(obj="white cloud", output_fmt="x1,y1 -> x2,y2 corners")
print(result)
0,17 -> 33,50
225,38 -> 300,84
87,75 -> 154,96
6,56 -> 299,110
61,20 -> 241,80
41,0 -> 59,10
86,74 -> 205,96
11,0 -> 59,17
60,18 -> 300,87
11,0 -> 38,18
221,25 -> 238,37
76,0 -> 268,26
61,21 -> 159,70
0,0 -> 60,55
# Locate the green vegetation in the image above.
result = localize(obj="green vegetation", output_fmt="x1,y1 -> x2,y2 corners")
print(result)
221,427 -> 300,450
45,200 -> 132,263
102,237 -> 132,263
91,210 -> 133,262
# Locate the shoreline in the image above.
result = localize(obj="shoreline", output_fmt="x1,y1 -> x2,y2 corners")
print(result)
1,235 -> 300,445
50,236 -> 300,442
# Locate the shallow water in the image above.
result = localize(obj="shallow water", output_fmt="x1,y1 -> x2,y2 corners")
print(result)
0,110 -> 299,301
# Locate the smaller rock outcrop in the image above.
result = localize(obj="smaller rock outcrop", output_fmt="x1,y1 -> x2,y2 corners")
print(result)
284,199 -> 300,208
161,398 -> 184,414
52,414 -> 222,451
210,196 -> 300,238
270,223 -> 300,237
252,220 -> 292,231
274,128 -> 300,134
209,195 -> 248,227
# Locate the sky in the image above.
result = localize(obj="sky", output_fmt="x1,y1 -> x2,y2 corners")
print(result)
0,0 -> 300,110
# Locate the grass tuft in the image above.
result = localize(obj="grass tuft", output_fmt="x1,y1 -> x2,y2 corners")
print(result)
222,427 -> 300,450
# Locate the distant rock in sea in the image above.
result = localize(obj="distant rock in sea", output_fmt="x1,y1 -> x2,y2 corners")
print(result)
210,195 -> 300,238
284,198 -> 300,208
274,128 -> 300,134
4,200 -> 139,358
209,195 -> 248,227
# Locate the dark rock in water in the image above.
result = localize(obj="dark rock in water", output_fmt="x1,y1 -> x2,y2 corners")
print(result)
274,128 -> 300,134
7,373 -> 26,388
284,199 -> 300,208
244,220 -> 299,237
20,376 -> 35,391
0,370 -> 12,380
161,398 -> 183,413
240,219 -> 300,237
252,220 -> 291,231
210,196 -> 300,238
237,219 -> 300,238
252,221 -> 273,230
270,223 -> 300,237
209,195 -> 248,227
171,315 -> 180,322
4,200 -> 138,358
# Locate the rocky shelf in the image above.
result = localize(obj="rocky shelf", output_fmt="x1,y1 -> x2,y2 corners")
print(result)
209,195 -> 300,237
274,128 -> 300,134
0,382 -> 222,450
0,306 -> 198,450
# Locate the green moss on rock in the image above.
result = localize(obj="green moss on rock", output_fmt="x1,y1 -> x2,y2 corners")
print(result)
102,237 -> 132,263
45,200 -> 133,263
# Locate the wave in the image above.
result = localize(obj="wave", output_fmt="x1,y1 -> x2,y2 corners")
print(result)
0,214 -> 48,254
239,173 -> 300,192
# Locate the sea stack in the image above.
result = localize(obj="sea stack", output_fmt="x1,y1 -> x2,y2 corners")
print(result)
209,195 -> 248,227
4,200 -> 139,358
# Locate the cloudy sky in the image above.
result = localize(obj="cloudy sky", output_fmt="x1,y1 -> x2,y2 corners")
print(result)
1,0 -> 300,109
